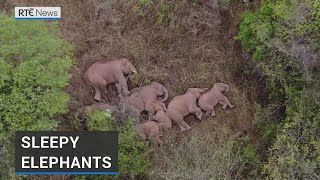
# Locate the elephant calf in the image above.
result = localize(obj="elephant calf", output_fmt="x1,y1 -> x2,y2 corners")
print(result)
198,82 -> 234,116
134,120 -> 162,146
84,58 -> 137,102
76,102 -> 116,119
167,88 -> 207,132
150,103 -> 172,133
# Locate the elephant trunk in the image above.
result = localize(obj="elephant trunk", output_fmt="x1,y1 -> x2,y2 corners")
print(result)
158,87 -> 168,102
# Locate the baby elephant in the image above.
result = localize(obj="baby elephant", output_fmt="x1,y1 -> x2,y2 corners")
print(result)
198,82 -> 234,116
150,103 -> 172,133
134,121 -> 162,146
76,102 -> 116,119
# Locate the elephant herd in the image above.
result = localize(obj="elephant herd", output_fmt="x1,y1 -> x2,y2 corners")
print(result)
80,58 -> 234,145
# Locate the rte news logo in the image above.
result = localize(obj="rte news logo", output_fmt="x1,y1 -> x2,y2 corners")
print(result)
15,7 -> 61,20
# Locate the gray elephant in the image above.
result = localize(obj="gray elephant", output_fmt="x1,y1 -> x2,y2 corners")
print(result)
124,82 -> 168,115
198,82 -> 234,116
75,102 -> 116,119
150,102 -> 172,133
84,58 -> 137,102
167,88 -> 207,132
134,120 -> 162,146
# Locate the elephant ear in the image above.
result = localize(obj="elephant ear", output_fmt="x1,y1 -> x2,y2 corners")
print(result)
121,58 -> 128,66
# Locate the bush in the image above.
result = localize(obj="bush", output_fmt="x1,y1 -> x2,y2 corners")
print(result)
78,113 -> 150,180
118,120 -> 150,179
156,4 -> 172,26
87,111 -> 113,131
0,14 -> 73,177
237,0 -> 320,178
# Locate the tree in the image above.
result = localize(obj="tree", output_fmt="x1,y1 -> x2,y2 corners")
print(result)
0,14 -> 73,177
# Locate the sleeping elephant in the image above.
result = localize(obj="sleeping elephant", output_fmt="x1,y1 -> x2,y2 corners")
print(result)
75,102 -> 116,120
198,82 -> 234,116
134,120 -> 162,146
167,88 -> 207,132
84,58 -> 137,102
150,102 -> 172,133
125,82 -> 168,115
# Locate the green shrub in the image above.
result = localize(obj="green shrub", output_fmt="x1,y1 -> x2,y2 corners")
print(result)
237,0 -> 320,178
0,14 -> 73,177
77,116 -> 150,180
156,4 -> 172,26
118,120 -> 150,178
138,0 -> 150,8
87,111 -> 113,131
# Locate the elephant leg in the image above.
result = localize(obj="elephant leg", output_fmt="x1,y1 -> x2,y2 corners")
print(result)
195,112 -> 202,120
222,95 -> 234,108
99,86 -> 108,102
117,75 -> 130,96
188,105 -> 203,120
179,125 -> 187,132
188,105 -> 202,114
211,109 -> 216,116
219,101 -> 228,110
180,120 -> 191,132
93,86 -> 102,102
115,83 -> 122,97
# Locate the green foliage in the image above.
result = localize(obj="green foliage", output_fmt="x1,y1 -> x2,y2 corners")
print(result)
238,0 -> 320,178
87,111 -> 113,131
156,4 -> 172,26
118,120 -> 150,178
77,117 -> 150,180
241,141 -> 262,178
138,0 -> 150,8
253,104 -> 281,149
0,14 -> 73,177
264,89 -> 320,179
243,144 -> 259,164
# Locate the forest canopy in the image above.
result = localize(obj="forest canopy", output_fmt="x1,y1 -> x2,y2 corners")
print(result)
237,0 -> 320,178
0,14 -> 73,176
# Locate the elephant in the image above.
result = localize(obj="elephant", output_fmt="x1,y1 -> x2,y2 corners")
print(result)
150,102 -> 172,133
134,120 -> 162,146
124,82 -> 168,115
167,88 -> 208,132
198,82 -> 234,116
76,102 -> 116,119
84,58 -> 137,102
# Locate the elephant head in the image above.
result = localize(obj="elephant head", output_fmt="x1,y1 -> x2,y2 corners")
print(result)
120,58 -> 137,75
213,82 -> 229,92
151,82 -> 168,102
186,88 -> 208,98
154,101 -> 167,112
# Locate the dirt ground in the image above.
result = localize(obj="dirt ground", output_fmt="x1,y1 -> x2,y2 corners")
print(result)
4,0 -> 263,178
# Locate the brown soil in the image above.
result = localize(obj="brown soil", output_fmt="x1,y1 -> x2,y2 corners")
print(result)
4,0 -> 264,178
